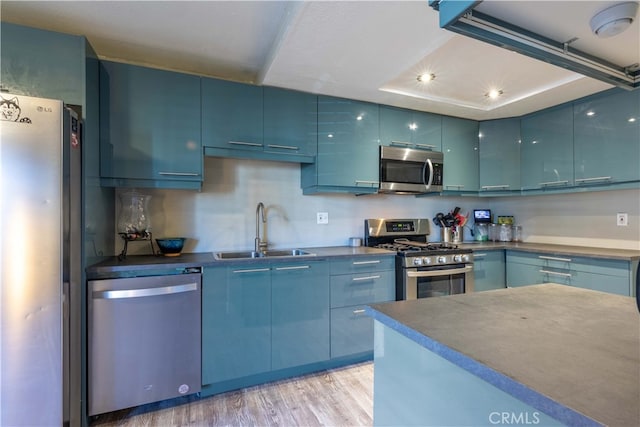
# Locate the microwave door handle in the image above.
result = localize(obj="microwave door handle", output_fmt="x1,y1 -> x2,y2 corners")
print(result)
424,158 -> 434,190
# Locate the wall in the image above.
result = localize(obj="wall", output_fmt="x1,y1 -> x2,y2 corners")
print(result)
114,157 -> 640,255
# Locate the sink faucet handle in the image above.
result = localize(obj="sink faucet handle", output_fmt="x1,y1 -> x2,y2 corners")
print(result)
258,240 -> 268,251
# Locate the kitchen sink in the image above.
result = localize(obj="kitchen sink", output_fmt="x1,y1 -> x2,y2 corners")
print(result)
214,249 -> 315,260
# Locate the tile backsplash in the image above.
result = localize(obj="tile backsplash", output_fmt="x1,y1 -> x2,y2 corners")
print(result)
113,157 -> 640,255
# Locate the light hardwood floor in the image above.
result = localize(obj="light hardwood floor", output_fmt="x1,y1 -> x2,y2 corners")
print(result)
90,362 -> 373,427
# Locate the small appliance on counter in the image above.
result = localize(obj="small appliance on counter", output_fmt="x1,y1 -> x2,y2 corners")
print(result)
473,209 -> 491,241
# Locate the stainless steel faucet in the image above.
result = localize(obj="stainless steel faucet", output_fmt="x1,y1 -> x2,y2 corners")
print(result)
255,202 -> 268,253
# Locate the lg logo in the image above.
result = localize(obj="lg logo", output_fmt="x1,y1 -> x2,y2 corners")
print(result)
489,411 -> 541,425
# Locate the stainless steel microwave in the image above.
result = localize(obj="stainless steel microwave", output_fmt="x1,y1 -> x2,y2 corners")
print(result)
379,146 -> 444,194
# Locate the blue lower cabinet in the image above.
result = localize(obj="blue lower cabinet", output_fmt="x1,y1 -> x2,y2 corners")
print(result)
473,250 -> 506,291
329,256 -> 395,358
330,306 -> 373,358
271,261 -> 330,370
202,265 -> 271,385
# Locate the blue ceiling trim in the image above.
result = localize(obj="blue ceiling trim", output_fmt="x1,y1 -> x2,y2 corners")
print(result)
429,0 -> 482,28
429,1 -> 639,90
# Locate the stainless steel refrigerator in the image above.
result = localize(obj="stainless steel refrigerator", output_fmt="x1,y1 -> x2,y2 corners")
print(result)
1,93 -> 82,426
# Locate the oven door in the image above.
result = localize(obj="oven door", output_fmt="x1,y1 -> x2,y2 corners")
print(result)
403,264 -> 474,299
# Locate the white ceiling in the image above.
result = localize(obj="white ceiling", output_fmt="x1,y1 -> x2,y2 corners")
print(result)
1,1 -> 638,120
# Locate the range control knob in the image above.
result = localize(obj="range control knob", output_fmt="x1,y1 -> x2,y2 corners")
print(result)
461,254 -> 470,262
437,256 -> 447,264
422,257 -> 432,265
454,255 -> 462,262
413,257 -> 423,266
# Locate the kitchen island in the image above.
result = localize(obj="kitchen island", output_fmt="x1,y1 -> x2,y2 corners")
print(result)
366,284 -> 639,427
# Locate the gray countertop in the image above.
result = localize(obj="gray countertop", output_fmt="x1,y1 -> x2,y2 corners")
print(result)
86,242 -> 639,276
367,284 -> 640,427
86,246 -> 394,276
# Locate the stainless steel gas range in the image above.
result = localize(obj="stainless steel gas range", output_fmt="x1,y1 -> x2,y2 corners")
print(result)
364,218 -> 474,300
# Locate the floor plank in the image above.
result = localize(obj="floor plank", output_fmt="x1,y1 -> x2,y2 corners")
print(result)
90,361 -> 373,427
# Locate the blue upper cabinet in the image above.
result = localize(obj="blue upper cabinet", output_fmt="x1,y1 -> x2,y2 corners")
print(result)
202,80 -> 315,163
520,104 -> 574,191
379,105 -> 442,151
100,61 -> 202,189
479,118 -> 521,194
201,77 -> 263,151
441,116 -> 479,194
573,89 -> 640,186
264,87 -> 317,159
301,96 -> 380,194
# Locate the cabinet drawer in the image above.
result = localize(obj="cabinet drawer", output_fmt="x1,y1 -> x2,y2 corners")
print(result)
330,256 -> 395,275
507,251 -> 629,277
330,306 -> 373,358
330,270 -> 394,308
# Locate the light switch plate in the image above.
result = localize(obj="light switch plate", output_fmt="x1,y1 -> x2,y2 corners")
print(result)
616,213 -> 628,226
317,212 -> 329,224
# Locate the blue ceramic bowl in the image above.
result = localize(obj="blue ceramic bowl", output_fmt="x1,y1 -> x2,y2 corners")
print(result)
156,237 -> 186,256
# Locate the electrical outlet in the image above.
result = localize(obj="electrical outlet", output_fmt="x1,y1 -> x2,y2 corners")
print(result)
616,213 -> 628,226
317,212 -> 329,224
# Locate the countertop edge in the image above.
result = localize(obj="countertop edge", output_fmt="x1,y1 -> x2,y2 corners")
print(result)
364,304 -> 603,427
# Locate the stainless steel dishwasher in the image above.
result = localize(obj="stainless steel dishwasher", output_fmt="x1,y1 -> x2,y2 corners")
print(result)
88,269 -> 201,416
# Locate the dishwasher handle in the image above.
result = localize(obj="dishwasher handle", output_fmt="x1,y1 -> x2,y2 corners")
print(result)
93,282 -> 199,300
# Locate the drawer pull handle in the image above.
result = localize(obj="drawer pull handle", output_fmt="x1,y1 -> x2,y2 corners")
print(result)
390,141 -> 412,146
352,309 -> 366,315
233,268 -> 271,274
445,184 -> 465,189
228,140 -> 263,147
352,275 -> 381,282
414,143 -> 436,149
539,269 -> 572,278
539,180 -> 569,187
275,265 -> 310,271
354,180 -> 379,186
158,171 -> 200,176
539,255 -> 572,262
481,185 -> 510,190
575,176 -> 611,184
352,260 -> 381,265
474,253 -> 487,258
267,144 -> 299,151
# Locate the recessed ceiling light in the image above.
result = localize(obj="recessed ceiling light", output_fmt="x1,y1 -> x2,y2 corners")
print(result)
586,111 -> 596,116
417,73 -> 436,83
485,89 -> 503,99
629,117 -> 637,122
409,123 -> 418,130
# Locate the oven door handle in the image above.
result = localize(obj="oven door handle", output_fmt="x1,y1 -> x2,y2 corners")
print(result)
406,265 -> 473,278
423,158 -> 434,190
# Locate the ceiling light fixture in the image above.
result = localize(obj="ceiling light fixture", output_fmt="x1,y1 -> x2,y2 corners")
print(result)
485,89 -> 503,99
586,111 -> 596,116
590,2 -> 639,38
629,117 -> 637,122
417,73 -> 436,83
